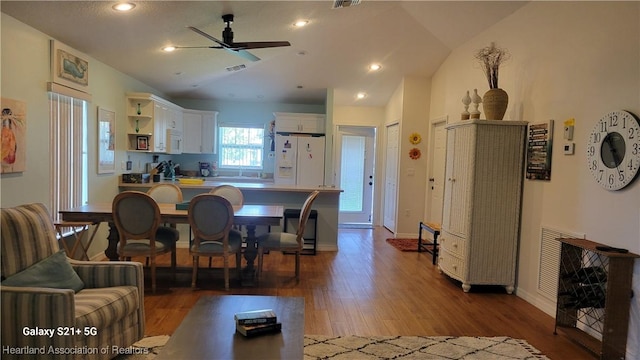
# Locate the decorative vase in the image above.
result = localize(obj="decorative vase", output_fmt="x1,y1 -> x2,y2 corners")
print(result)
482,88 -> 508,120
136,103 -> 142,115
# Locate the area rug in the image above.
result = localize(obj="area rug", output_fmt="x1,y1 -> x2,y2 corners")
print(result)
304,335 -> 549,359
386,238 -> 420,252
117,335 -> 549,359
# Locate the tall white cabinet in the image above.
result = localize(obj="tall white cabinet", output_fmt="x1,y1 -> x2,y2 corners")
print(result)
439,120 -> 527,294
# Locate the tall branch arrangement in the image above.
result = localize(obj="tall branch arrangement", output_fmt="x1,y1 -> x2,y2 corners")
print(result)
475,42 -> 510,89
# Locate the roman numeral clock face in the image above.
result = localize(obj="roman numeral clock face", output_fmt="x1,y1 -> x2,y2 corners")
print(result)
586,110 -> 640,190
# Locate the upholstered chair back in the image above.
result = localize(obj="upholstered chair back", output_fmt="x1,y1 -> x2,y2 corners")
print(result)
1,203 -> 60,279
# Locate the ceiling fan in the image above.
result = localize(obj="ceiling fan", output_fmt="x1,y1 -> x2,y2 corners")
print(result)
177,14 -> 291,62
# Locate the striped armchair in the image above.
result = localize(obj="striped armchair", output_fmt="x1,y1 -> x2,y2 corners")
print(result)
1,203 -> 145,360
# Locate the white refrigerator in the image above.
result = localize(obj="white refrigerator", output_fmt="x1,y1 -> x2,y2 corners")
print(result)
274,134 -> 325,186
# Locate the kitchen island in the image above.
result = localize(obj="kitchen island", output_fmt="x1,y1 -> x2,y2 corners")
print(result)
119,179 -> 342,252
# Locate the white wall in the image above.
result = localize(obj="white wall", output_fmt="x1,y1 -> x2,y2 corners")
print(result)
1,13 -> 162,258
429,2 -> 640,357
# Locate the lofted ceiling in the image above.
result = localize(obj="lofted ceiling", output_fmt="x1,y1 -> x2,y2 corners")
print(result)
1,1 -> 527,106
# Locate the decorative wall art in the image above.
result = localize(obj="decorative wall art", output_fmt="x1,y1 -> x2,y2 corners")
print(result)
136,136 -> 149,151
97,107 -> 116,174
409,148 -> 421,160
526,120 -> 554,180
409,133 -> 422,144
50,40 -> 89,92
1,98 -> 27,174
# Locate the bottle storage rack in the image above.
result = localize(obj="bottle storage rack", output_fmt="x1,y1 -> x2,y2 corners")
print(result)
554,238 -> 638,360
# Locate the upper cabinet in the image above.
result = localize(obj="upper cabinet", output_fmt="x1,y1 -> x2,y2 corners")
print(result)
274,112 -> 325,134
126,93 -> 183,154
183,110 -> 218,154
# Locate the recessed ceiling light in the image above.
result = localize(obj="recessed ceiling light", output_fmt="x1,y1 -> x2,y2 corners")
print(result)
294,20 -> 309,27
112,2 -> 136,12
356,92 -> 367,99
162,46 -> 176,52
369,63 -> 382,71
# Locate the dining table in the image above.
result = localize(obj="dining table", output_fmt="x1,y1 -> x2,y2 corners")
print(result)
59,202 -> 284,286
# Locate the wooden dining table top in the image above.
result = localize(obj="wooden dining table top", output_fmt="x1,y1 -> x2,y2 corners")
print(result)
60,203 -> 284,227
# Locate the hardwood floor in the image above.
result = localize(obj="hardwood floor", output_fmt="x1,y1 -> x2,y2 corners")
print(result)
135,226 -> 595,359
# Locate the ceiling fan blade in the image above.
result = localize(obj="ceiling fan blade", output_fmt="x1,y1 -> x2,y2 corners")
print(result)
230,41 -> 291,50
174,45 -> 223,49
225,48 -> 261,62
187,26 -> 229,48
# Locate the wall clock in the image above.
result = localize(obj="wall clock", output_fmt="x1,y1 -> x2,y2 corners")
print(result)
586,110 -> 640,190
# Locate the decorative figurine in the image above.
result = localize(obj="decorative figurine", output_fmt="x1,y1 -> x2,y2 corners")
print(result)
461,90 -> 471,120
470,88 -> 482,119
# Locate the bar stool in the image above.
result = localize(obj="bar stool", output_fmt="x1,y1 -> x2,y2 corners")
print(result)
54,221 -> 100,260
283,208 -> 318,255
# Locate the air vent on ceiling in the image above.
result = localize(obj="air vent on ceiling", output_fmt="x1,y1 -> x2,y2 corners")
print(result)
332,0 -> 361,9
226,64 -> 246,72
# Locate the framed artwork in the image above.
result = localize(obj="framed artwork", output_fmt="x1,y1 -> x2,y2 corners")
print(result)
136,136 -> 149,151
526,120 -> 554,180
97,107 -> 116,174
50,40 -> 89,92
1,98 -> 27,174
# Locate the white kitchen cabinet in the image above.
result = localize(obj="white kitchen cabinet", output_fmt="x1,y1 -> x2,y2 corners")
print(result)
439,120 -> 527,294
126,93 -> 183,153
182,110 -> 218,154
274,112 -> 325,134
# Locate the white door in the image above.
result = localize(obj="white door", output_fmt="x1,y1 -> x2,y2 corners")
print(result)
383,123 -> 399,232
427,120 -> 447,224
336,126 -> 375,225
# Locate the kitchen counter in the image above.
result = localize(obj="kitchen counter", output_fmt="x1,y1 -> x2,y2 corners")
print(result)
119,179 -> 342,193
119,179 -> 342,251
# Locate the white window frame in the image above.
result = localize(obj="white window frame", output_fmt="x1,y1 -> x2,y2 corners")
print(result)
217,123 -> 265,171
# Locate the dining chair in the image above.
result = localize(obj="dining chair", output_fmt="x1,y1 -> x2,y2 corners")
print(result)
209,184 -> 244,206
209,184 -> 245,266
188,194 -> 243,290
147,183 -> 184,229
257,190 -> 320,281
112,191 -> 178,294
147,183 -> 184,203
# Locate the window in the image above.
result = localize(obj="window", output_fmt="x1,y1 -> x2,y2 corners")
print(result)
49,92 -> 88,222
218,125 -> 264,170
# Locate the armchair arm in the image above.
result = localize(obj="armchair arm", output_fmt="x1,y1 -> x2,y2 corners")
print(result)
0,285 -> 75,349
69,259 -> 143,289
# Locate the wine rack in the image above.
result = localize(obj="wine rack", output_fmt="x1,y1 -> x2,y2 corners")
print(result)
554,238 -> 638,360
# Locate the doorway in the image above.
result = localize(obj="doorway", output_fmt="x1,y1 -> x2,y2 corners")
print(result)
336,125 -> 376,226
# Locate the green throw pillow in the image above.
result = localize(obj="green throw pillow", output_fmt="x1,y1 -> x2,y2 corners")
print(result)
1,250 -> 84,292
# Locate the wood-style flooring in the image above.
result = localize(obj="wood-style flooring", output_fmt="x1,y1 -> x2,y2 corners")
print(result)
133,226 -> 595,359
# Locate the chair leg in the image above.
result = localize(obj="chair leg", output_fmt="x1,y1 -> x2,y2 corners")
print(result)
236,252 -> 242,279
191,255 -> 198,289
224,255 -> 230,291
150,255 -> 157,294
257,247 -> 264,280
171,245 -> 177,281
295,251 -> 300,280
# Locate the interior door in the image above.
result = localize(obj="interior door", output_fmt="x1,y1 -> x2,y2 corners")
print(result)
336,126 -> 375,225
383,123 -> 399,232
427,120 -> 447,224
